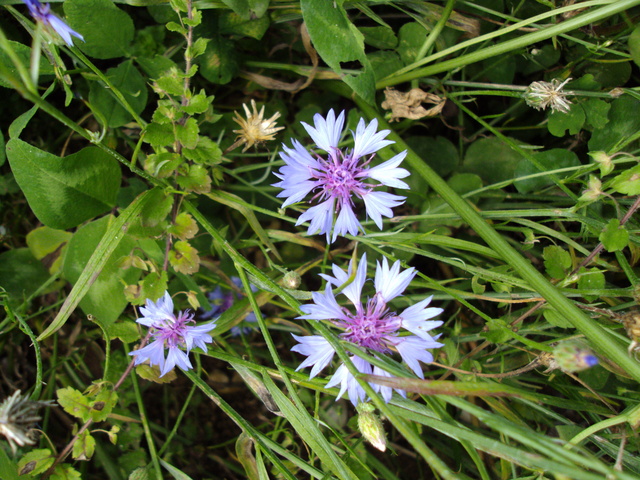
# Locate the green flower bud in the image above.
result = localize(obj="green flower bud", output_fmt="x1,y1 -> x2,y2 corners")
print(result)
282,271 -> 301,289
588,151 -> 614,176
356,403 -> 386,452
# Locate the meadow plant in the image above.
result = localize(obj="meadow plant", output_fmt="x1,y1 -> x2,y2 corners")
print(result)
1,0 -> 639,478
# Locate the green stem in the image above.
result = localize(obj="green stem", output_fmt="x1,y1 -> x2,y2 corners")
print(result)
131,370 -> 163,480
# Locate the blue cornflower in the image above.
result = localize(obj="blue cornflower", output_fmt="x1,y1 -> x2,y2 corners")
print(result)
23,0 -> 83,46
292,254 -> 444,406
201,277 -> 258,336
273,110 -> 409,243
129,291 -> 216,377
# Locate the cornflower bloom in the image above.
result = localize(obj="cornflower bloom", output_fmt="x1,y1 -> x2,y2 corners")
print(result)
292,254 -> 444,406
22,0 -> 84,47
201,277 -> 259,336
273,110 -> 410,243
130,291 -> 216,377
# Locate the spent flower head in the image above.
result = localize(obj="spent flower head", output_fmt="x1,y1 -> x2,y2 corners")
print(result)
292,253 -> 443,406
201,277 -> 259,336
130,291 -> 216,377
0,390 -> 54,454
273,110 -> 410,243
230,99 -> 284,152
22,0 -> 84,46
523,78 -> 572,114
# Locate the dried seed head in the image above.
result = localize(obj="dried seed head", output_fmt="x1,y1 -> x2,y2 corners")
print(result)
552,341 -> 598,373
523,78 -> 573,114
622,312 -> 640,355
0,391 -> 55,454
231,99 -> 284,152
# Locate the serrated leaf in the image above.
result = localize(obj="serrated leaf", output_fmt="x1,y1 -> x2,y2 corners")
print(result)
108,320 -> 140,343
72,430 -> 96,461
182,136 -> 222,165
168,213 -> 198,240
182,90 -> 212,115
176,164 -> 211,194
176,117 -> 199,149
169,240 -> 200,274
543,245 -> 572,279
17,449 -> 54,477
90,388 -> 118,422
599,218 -> 629,252
57,387 -> 91,422
50,464 -> 81,480
6,140 -> 121,230
144,122 -> 175,148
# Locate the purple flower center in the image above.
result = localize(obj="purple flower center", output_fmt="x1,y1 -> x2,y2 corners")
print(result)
312,149 -> 372,208
153,311 -> 193,348
337,295 -> 401,353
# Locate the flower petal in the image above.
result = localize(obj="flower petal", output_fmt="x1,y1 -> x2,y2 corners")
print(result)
352,118 -> 393,159
366,150 -> 410,189
291,334 -> 336,378
302,110 -> 345,152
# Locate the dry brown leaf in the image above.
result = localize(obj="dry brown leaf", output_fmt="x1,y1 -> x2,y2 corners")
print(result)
381,87 -> 446,122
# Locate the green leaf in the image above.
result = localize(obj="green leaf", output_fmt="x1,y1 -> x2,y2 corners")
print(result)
599,218 -> 629,252
360,26 -> 397,49
629,25 -> 640,68
128,188 -> 173,237
108,320 -> 140,343
136,364 -> 177,384
462,137 -> 525,184
609,164 -> 640,195
547,105 -> 585,137
397,22 -> 426,65
406,136 -> 459,178
144,123 -> 175,149
57,387 -> 92,422
169,240 -> 200,274
219,0 -> 249,18
88,60 -> 148,128
176,164 -> 211,193
37,191 -> 153,341
543,245 -> 571,279
182,136 -> 222,165
301,0 -> 375,104
17,449 -> 54,477
65,0 -> 134,59
219,11 -> 270,40
0,249 -> 50,306
72,430 -> 96,461
6,140 -> 121,230
367,51 -> 403,82
589,96 -> 640,152
168,213 -> 198,240
175,117 -> 199,149
50,464 -> 81,480
543,306 -> 573,328
159,459 -> 195,480
197,36 -> 239,85
0,41 -> 54,89
578,267 -> 605,302
90,387 -> 118,422
62,215 -> 141,328
0,448 -> 19,480
514,149 -> 580,194
582,98 -> 610,130
26,227 -> 72,260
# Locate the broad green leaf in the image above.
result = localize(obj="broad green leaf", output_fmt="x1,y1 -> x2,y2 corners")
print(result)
514,149 -> 580,194
57,386 -> 92,422
599,218 -> 629,252
406,136 -> 459,178
50,464 -> 81,480
301,0 -> 375,104
197,36 -> 239,85
547,105 -> 585,137
90,387 -> 118,422
462,136 -> 525,184
543,245 -> 572,279
578,267 -> 605,302
169,240 -> 200,274
6,140 -> 121,229
360,26 -> 398,49
65,0 -> 134,59
17,449 -> 54,477
0,41 -> 54,89
62,215 -> 141,329
367,51 -> 403,82
89,60 -> 148,128
589,96 -> 640,152
582,98 -> 610,130
609,164 -> 640,195
397,22 -> 427,65
37,190 -> 153,340
26,226 -> 72,260
0,249 -> 50,306
219,0 -> 249,18
219,11 -> 270,40
629,25 -> 640,68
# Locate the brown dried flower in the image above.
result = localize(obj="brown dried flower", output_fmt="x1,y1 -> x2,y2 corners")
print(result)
523,78 -> 573,114
229,99 -> 284,153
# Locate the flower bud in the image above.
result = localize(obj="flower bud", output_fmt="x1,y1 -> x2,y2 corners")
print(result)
552,341 -> 598,373
356,403 -> 387,452
282,271 -> 301,289
588,151 -> 614,176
